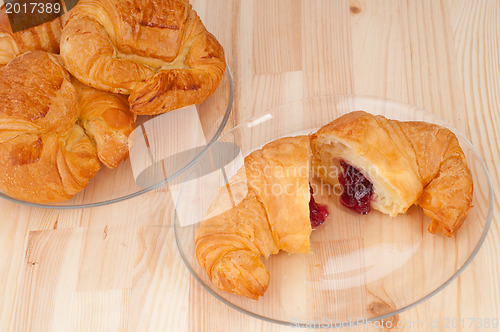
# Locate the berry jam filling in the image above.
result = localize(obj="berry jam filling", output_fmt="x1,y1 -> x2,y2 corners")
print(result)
338,161 -> 373,215
309,184 -> 329,227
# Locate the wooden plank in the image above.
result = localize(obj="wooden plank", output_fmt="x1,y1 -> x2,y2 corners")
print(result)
301,0 -> 354,97
253,0 -> 302,75
77,191 -> 172,291
129,226 -> 190,332
9,228 -> 84,332
0,1 -> 498,332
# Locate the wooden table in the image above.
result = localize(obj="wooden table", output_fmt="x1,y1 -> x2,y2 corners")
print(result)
0,0 -> 499,331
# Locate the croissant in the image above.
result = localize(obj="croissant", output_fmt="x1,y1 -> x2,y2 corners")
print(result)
0,49 -> 135,202
195,112 -> 473,299
0,30 -> 21,66
9,15 -> 67,54
0,14 -> 67,65
195,136 -> 321,299
311,111 -> 473,236
72,78 -> 136,169
60,0 -> 226,115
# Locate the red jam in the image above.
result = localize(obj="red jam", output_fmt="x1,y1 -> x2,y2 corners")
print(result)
309,185 -> 329,227
338,161 -> 373,215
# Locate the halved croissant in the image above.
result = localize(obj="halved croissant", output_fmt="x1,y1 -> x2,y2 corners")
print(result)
195,136 -> 312,299
60,0 -> 226,115
311,111 -> 473,236
195,112 -> 473,299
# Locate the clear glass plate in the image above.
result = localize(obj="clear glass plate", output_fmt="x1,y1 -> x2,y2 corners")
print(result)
173,95 -> 493,328
0,67 -> 233,209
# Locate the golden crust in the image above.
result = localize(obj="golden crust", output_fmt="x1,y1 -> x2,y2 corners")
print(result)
196,112 -> 474,300
0,14 -> 66,55
60,0 -> 226,115
0,31 -> 21,67
0,50 -> 136,202
311,111 -> 473,236
12,15 -> 67,54
402,121 -> 473,236
195,136 -> 311,299
73,79 -> 136,169
311,111 -> 423,216
0,51 -> 100,202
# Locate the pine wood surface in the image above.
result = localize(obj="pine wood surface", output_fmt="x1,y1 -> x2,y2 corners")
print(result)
0,0 -> 499,331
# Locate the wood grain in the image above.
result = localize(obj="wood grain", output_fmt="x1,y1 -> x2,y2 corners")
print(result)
0,1 -> 499,331
253,0 -> 302,75
301,0 -> 354,97
11,227 -> 84,332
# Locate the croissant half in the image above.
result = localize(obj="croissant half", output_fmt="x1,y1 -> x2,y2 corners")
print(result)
195,136 -> 312,299
195,112 -> 473,299
311,111 -> 473,236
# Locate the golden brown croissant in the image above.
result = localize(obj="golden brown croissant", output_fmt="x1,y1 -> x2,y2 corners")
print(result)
311,111 -> 473,236
195,136 -> 319,299
13,16 -> 67,54
73,78 -> 136,169
0,30 -> 21,66
0,14 -> 67,54
195,112 -> 473,299
0,50 -> 135,202
59,0 -> 226,115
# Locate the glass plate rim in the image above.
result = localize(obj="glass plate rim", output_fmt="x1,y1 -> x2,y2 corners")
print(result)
174,94 -> 494,328
0,65 -> 234,210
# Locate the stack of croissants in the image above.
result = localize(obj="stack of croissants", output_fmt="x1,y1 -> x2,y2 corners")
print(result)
0,0 -> 225,202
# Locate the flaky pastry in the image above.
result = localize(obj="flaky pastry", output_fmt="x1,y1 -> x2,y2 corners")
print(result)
195,112 -> 473,300
0,30 -> 21,67
311,111 -> 473,236
60,0 -> 226,115
195,136 -> 312,299
11,15 -> 67,54
0,49 -> 135,202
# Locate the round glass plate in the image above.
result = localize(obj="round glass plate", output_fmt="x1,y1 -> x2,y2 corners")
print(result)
0,66 -> 233,209
174,95 -> 493,328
